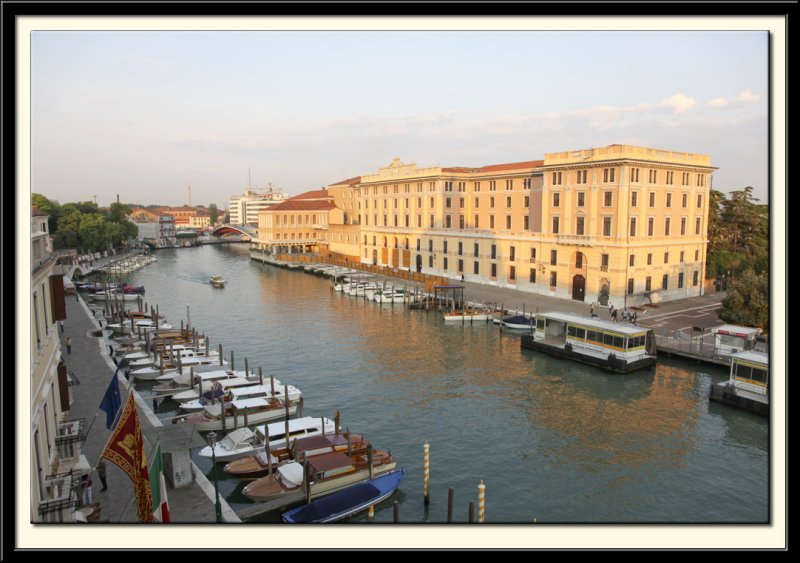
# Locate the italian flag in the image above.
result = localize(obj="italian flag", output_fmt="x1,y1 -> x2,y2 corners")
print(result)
149,445 -> 171,523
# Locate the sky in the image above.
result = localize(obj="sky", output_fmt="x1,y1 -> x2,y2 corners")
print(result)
30,29 -> 769,208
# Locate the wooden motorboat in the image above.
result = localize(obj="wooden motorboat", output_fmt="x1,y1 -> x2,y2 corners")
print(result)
223,430 -> 366,479
241,447 -> 396,503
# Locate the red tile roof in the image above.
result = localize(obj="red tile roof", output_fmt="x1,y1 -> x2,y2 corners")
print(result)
442,160 -> 544,174
329,176 -> 361,187
290,189 -> 330,201
477,160 -> 544,172
265,200 -> 337,212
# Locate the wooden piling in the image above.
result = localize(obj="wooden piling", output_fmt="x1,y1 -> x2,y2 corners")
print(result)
218,344 -> 224,366
367,446 -> 374,480
259,367 -> 263,386
469,502 -> 474,523
447,488 -> 454,523
423,441 -> 430,506
230,350 -> 235,371
284,387 -> 291,450
478,480 -> 485,523
304,458 -> 311,504
220,398 -> 227,432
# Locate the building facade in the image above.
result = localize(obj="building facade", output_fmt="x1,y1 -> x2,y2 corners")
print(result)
229,187 -> 290,226
31,208 -> 86,522
252,144 -> 714,306
253,189 -> 339,254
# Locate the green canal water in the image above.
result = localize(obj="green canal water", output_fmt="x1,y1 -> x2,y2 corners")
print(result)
122,243 -> 769,523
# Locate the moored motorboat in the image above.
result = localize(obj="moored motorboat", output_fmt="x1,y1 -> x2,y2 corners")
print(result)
501,314 -> 536,330
241,446 -> 396,503
282,468 -> 405,523
209,275 -> 226,288
224,429 -> 365,479
443,310 -> 491,322
179,396 -> 297,432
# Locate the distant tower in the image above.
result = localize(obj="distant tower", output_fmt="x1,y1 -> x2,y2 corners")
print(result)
116,194 -> 120,204
188,183 -> 192,207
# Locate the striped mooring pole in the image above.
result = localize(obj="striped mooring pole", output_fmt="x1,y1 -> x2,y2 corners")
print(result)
423,441 -> 430,506
478,480 -> 485,523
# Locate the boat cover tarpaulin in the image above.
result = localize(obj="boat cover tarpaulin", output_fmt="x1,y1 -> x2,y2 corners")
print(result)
286,482 -> 381,523
307,452 -> 355,472
295,434 -> 349,452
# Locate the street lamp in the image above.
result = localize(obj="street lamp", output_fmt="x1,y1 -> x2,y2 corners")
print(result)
206,431 -> 222,523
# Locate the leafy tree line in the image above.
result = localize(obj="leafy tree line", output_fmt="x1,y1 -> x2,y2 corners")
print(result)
32,194 -> 138,253
706,187 -> 769,331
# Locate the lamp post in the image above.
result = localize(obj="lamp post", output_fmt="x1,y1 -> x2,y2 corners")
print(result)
206,431 -> 222,523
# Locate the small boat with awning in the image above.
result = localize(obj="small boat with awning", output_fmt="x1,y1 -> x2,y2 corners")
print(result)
241,447 -> 396,503
282,468 -> 404,523
224,429 -> 367,479
179,396 -> 297,431
521,312 -> 656,373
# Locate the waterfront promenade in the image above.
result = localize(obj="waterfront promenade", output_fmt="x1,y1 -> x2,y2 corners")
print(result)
58,291 -> 240,523
258,252 -> 729,352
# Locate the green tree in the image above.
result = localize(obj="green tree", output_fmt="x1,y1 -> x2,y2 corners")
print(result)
719,269 -> 769,331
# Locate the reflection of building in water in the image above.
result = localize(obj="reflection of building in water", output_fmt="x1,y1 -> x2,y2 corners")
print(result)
521,362 -> 703,473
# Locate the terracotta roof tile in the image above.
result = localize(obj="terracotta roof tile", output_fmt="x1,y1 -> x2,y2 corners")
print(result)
477,160 -> 544,172
264,200 -> 337,212
290,189 -> 330,201
329,176 -> 361,187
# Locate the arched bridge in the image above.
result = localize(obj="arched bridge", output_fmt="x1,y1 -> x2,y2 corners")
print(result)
210,224 -> 258,238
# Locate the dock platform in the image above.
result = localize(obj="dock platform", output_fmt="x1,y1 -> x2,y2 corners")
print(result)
709,381 -> 769,416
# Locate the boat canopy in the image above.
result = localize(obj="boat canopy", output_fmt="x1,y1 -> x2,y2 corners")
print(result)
277,462 -> 305,487
232,397 -> 271,410
731,350 -> 769,367
537,312 -> 650,336
230,385 -> 272,398
257,416 -> 332,440
295,434 -> 349,452
221,427 -> 255,449
308,452 -> 357,473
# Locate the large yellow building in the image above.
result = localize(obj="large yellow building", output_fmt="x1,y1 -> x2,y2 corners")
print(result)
255,145 -> 715,305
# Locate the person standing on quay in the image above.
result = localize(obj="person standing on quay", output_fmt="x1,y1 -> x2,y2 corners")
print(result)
96,460 -> 108,492
65,337 -> 72,354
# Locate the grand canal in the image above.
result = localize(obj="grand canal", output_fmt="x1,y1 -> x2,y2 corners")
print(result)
122,243 -> 768,523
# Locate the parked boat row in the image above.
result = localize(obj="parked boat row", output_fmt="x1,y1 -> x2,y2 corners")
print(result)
95,254 -> 157,275
101,296 -> 404,522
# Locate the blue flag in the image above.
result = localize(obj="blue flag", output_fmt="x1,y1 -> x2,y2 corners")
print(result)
100,366 -> 122,429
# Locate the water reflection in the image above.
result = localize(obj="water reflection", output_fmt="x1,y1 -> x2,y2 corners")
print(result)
123,244 -> 768,523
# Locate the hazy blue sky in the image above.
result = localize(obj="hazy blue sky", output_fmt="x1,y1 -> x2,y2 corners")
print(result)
31,30 -> 769,207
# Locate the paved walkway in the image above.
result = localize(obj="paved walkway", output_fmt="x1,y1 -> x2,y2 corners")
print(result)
59,291 -> 239,523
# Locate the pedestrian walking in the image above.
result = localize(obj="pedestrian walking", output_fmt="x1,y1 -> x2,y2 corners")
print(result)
80,474 -> 93,506
611,309 -> 618,322
65,337 -> 72,354
59,320 -> 64,333
97,460 -> 108,491
589,302 -> 595,316
461,274 -> 465,282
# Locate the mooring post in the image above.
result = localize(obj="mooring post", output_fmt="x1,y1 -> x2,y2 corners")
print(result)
447,487 -> 454,523
478,480 -> 485,523
423,441 -> 430,506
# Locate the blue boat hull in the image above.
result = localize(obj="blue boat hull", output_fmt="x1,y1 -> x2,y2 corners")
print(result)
282,469 -> 404,523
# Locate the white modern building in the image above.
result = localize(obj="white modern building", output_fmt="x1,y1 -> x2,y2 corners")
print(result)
229,186 -> 289,226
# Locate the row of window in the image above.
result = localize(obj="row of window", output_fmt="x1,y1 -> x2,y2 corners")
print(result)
550,169 -> 707,187
551,190 -> 703,209
363,213 -> 529,230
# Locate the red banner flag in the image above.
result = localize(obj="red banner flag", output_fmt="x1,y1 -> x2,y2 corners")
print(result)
101,393 -> 154,522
